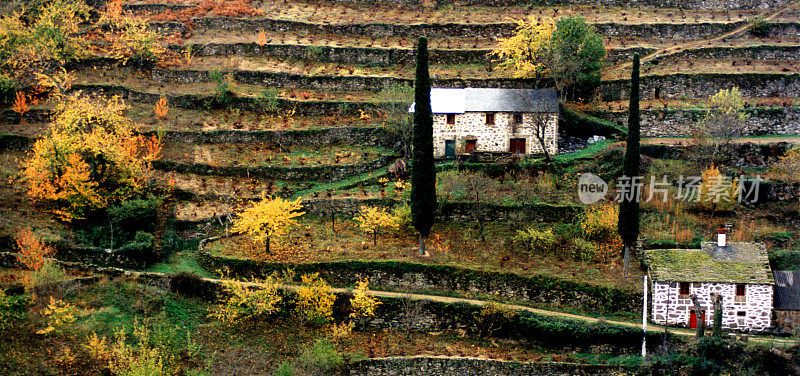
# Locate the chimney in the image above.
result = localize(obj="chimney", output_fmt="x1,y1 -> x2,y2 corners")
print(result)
717,228 -> 727,248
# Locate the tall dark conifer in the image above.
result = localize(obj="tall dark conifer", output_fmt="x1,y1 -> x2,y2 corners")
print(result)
618,53 -> 640,274
410,37 -> 436,256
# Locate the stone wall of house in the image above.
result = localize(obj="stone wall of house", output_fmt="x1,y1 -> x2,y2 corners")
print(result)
774,310 -> 800,332
651,281 -> 773,332
433,112 -> 557,157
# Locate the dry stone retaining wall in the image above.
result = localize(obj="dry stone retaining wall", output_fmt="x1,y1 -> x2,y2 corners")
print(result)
599,73 -> 800,102
345,357 -> 636,376
590,107 -> 800,137
323,0 -> 790,9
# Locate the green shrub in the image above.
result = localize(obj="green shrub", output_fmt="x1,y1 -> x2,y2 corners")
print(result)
515,226 -> 557,254
273,339 -> 343,376
258,88 -> 279,114
0,289 -> 28,331
391,203 -> 413,230
209,70 -> 232,108
568,238 -> 598,262
769,249 -> 800,270
0,74 -> 15,103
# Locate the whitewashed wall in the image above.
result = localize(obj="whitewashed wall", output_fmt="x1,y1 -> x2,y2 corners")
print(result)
650,281 -> 773,332
432,112 -> 558,157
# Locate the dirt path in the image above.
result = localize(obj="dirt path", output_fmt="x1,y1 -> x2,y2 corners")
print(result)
606,0 -> 800,77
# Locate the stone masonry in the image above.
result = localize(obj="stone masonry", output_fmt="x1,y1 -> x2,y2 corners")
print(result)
651,281 -> 773,332
432,112 -> 558,157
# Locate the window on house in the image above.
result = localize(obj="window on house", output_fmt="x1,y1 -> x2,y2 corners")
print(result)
735,284 -> 746,303
679,282 -> 690,296
446,114 -> 456,125
485,113 -> 495,125
737,311 -> 746,317
513,113 -> 523,124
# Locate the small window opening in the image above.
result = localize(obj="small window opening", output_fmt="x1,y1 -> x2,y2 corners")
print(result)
446,114 -> 456,125
679,282 -> 690,296
485,113 -> 495,125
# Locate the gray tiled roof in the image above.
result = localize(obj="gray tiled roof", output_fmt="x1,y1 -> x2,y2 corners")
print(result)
645,242 -> 773,284
409,88 -> 559,114
773,270 -> 800,310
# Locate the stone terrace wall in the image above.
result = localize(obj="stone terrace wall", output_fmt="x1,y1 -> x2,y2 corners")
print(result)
590,107 -> 800,137
599,73 -> 800,102
346,357 -> 636,376
153,127 -> 397,148
171,43 -> 491,65
324,0 -> 790,9
775,311 -> 800,332
188,18 -> 785,41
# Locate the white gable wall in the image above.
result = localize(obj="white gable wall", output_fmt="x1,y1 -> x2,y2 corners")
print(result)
432,112 -> 558,157
651,281 -> 773,332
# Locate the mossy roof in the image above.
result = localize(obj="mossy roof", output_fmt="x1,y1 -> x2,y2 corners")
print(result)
645,244 -> 773,285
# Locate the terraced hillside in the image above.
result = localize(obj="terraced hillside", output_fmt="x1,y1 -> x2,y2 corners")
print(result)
1,0 -> 799,231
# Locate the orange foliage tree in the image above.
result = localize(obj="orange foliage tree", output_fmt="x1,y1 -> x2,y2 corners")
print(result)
154,97 -> 169,119
23,94 -> 162,221
14,228 -> 55,271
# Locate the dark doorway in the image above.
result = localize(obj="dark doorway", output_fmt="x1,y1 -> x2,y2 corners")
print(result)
444,140 -> 456,157
509,138 -> 526,154
465,139 -> 477,153
655,87 -> 661,99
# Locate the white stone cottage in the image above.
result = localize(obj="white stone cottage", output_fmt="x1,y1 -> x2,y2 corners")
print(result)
409,88 -> 559,158
645,239 -> 774,332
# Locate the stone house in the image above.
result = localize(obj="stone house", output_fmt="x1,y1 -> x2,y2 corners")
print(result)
409,88 -> 559,158
645,235 -> 774,332
773,270 -> 800,332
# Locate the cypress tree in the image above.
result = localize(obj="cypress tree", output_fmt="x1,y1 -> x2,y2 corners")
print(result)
410,37 -> 436,256
618,53 -> 640,274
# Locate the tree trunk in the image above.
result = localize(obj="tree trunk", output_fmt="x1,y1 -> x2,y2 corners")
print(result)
623,245 -> 631,277
373,231 -> 377,246
418,234 -> 428,256
712,294 -> 723,337
265,239 -> 270,254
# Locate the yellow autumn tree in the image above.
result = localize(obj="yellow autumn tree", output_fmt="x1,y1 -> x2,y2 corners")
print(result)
493,19 -> 555,79
349,278 -> 381,321
492,16 -> 605,98
354,206 -> 398,245
23,94 -> 162,221
232,194 -> 305,254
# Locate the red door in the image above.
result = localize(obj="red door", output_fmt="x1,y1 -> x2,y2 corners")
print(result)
510,138 -> 526,154
689,310 -> 705,328
465,139 -> 477,153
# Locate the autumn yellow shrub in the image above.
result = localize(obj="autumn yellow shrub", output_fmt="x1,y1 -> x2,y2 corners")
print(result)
209,274 -> 283,324
37,296 -> 78,335
349,279 -> 380,321
294,273 -> 335,325
14,228 -> 55,271
580,202 -> 619,241
354,206 -> 398,245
